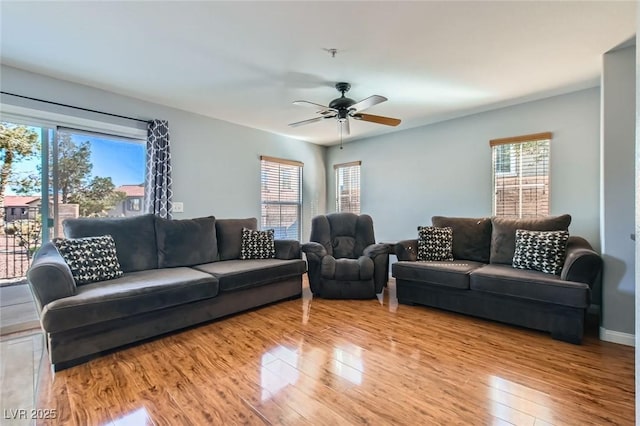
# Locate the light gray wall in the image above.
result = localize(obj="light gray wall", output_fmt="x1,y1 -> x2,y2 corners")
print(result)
635,11 -> 639,423
601,45 -> 636,337
0,65 -> 326,242
326,88 -> 601,254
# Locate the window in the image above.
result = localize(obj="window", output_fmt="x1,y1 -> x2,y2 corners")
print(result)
491,132 -> 551,218
260,156 -> 303,239
334,161 -> 361,214
127,198 -> 141,211
55,127 -> 146,220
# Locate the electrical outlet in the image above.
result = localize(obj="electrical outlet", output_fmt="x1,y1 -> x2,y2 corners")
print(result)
172,202 -> 184,213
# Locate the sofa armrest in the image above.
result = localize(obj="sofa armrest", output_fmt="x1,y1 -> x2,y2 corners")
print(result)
560,236 -> 603,286
275,239 -> 302,260
395,239 -> 418,261
301,242 -> 328,261
27,242 -> 76,310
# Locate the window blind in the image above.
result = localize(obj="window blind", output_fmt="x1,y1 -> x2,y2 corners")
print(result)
260,156 -> 303,239
490,132 -> 551,218
334,161 -> 361,214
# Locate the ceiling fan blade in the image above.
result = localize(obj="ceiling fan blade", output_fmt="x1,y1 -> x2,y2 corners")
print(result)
293,100 -> 336,114
338,119 -> 350,136
352,113 -> 401,127
349,95 -> 387,113
288,116 -> 327,127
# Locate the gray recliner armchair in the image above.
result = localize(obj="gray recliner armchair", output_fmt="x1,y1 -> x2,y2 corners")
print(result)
302,213 -> 389,299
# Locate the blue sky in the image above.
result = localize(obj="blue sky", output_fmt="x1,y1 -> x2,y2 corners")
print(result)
7,127 -> 145,195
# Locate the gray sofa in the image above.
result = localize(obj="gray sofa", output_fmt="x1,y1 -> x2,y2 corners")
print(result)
392,215 -> 602,343
27,214 -> 306,370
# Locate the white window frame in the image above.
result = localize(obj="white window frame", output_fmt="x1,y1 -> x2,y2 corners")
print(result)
260,155 -> 303,240
334,161 -> 361,214
491,132 -> 552,218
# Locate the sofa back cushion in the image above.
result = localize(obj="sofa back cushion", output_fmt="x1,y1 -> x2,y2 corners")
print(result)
490,214 -> 572,265
216,218 -> 258,260
431,216 -> 492,262
155,216 -> 217,268
63,214 -> 158,273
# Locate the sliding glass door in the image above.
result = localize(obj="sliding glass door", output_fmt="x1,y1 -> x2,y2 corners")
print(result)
0,120 -> 145,279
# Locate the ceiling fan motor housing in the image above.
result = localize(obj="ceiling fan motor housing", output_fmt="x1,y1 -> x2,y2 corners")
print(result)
329,81 -> 356,114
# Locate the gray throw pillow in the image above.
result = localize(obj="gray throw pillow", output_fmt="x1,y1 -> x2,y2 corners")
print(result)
155,216 -> 217,268
431,216 -> 492,262
512,229 -> 570,275
53,235 -> 123,285
490,214 -> 571,265
240,228 -> 275,259
417,226 -> 454,261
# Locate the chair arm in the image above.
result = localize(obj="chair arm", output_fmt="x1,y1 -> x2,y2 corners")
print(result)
363,243 -> 390,259
301,242 -> 328,261
395,239 -> 418,261
560,236 -> 603,286
302,242 -> 327,295
275,239 -> 301,259
320,255 -> 337,278
27,242 -> 76,310
364,243 -> 390,293
357,255 -> 374,279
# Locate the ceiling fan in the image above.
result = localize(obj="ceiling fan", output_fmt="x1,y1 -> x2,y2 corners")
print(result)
288,82 -> 401,135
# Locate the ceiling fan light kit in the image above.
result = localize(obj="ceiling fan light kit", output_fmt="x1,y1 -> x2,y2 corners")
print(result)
289,82 -> 401,140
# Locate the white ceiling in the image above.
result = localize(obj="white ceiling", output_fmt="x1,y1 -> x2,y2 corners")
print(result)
0,1 -> 636,146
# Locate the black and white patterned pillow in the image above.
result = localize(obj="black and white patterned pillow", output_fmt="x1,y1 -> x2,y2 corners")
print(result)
417,226 -> 454,261
240,228 -> 275,260
53,235 -> 123,285
512,229 -> 570,275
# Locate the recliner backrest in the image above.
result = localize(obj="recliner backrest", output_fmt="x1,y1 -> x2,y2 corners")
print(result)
310,213 -> 375,259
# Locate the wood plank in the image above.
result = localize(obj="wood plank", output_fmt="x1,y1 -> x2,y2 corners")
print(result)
28,277 -> 633,425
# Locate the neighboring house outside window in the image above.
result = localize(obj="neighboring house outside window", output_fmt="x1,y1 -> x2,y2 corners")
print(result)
491,132 -> 551,218
334,161 -> 361,214
260,155 -> 303,240
107,184 -> 145,217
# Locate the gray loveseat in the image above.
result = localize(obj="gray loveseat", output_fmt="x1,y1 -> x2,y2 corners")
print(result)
27,214 -> 306,370
392,215 -> 602,343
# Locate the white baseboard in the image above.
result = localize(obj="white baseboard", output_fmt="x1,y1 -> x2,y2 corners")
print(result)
599,327 -> 635,346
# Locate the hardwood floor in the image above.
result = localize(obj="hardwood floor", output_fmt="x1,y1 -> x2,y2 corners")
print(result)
35,277 -> 634,425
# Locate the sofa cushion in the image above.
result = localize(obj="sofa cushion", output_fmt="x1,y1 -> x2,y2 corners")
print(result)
216,218 -> 258,260
40,267 -> 219,333
392,260 -> 485,290
512,229 -> 570,275
490,214 -> 571,265
155,216 -> 217,268
417,226 -> 453,261
431,216 -> 492,263
193,259 -> 306,292
470,264 -> 589,308
240,228 -> 275,259
53,235 -> 123,285
63,214 -> 158,273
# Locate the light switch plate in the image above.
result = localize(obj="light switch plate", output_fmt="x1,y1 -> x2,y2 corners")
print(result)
172,202 -> 184,213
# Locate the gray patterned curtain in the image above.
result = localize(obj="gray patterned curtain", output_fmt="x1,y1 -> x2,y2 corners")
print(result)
144,119 -> 173,219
